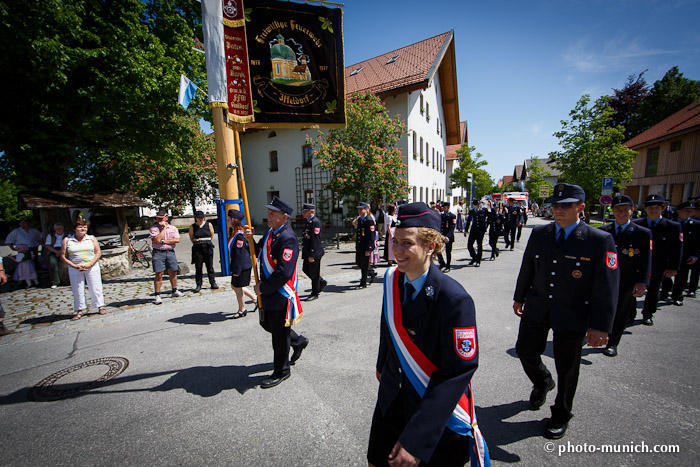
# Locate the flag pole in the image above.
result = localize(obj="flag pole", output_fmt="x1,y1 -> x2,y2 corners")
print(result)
232,123 -> 263,312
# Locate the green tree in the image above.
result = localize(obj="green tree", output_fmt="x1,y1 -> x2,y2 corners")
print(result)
308,92 -> 409,204
0,180 -> 31,222
549,95 -> 638,215
609,71 -> 649,141
524,158 -> 552,203
0,0 -> 208,192
449,145 -> 494,199
627,66 -> 700,138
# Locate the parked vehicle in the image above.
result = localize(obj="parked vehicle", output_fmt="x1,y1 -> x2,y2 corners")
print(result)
540,203 -> 553,219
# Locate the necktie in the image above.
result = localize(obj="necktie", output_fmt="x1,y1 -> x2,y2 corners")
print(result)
557,229 -> 566,246
404,283 -> 415,306
616,226 -> 623,237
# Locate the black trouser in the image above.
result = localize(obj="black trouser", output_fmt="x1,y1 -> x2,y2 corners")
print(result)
261,306 -> 303,376
516,224 -> 524,241
609,286 -> 635,347
356,250 -> 370,286
642,269 -> 664,319
437,239 -> 453,268
192,243 -> 215,286
302,257 -> 322,295
503,225 -> 516,247
688,263 -> 699,293
661,260 -> 691,302
48,252 -> 61,286
467,229 -> 485,262
515,313 -> 586,421
489,230 -> 499,258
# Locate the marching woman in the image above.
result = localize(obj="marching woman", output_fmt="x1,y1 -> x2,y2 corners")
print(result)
368,202 -> 489,466
227,209 -> 257,319
383,204 -> 397,266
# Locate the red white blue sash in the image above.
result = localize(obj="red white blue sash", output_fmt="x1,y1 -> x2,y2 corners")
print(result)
261,228 -> 303,326
383,266 -> 490,467
227,230 -> 243,253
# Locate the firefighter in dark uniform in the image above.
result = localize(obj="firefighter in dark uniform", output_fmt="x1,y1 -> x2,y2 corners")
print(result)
465,199 -> 488,266
513,183 -> 619,439
368,202 -> 489,467
661,201 -> 700,306
516,201 -> 528,242
487,202 -> 504,260
503,198 -> 521,250
688,201 -> 700,297
437,201 -> 456,271
244,196 -> 308,389
355,201 -> 376,288
301,203 -> 327,301
599,195 -> 651,357
632,194 -> 683,326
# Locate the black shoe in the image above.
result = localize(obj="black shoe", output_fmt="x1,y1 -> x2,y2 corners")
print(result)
210,282 -> 219,290
260,373 -> 290,389
306,294 -> 319,301
444,267 -> 450,272
529,380 -> 555,409
193,285 -> 202,293
495,249 -> 500,257
290,337 -> 309,365
687,291 -> 696,298
475,262 -> 480,267
642,317 -> 654,326
358,283 -> 367,289
659,293 -> 668,301
320,279 -> 328,291
368,274 -> 375,285
544,417 -> 569,439
603,346 -> 618,357
369,269 -> 378,277
510,246 -> 514,250
673,300 -> 683,306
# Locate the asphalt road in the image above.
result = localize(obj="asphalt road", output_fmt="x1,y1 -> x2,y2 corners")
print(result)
0,217 -> 698,466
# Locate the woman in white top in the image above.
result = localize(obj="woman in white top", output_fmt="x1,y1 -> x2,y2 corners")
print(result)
61,218 -> 106,320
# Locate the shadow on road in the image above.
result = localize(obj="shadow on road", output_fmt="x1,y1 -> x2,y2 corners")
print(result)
505,342 -> 597,366
476,400 -> 542,463
0,363 -> 274,405
168,312 -> 233,325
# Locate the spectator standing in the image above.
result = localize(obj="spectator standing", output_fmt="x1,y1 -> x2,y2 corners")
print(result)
189,210 -> 218,293
355,202 -> 376,288
227,210 -> 257,318
456,201 -> 465,232
61,218 -> 106,320
383,204 -> 397,265
0,268 -> 10,336
150,210 -> 183,305
5,219 -> 41,287
376,204 -> 386,238
44,222 -> 66,289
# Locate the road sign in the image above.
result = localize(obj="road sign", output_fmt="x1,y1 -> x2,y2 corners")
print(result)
600,195 -> 613,205
539,185 -> 550,198
602,177 -> 613,196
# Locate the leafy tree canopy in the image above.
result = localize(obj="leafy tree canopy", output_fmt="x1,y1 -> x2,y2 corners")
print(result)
609,71 -> 649,141
308,92 -> 409,205
0,0 -> 209,192
626,66 -> 700,138
449,145 -> 494,200
549,95 -> 638,213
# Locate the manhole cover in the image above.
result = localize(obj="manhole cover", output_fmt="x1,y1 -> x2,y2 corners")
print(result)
29,357 -> 129,402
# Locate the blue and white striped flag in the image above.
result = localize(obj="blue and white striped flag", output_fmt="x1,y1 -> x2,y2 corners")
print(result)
178,74 -> 198,110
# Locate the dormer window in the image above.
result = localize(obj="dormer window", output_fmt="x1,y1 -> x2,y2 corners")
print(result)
386,55 -> 400,64
350,67 -> 364,76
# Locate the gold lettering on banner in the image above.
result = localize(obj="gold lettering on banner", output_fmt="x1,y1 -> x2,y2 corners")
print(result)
289,20 -> 322,48
255,21 -> 290,44
253,76 -> 329,109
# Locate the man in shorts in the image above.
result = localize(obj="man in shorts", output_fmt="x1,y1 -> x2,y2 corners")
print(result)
150,209 -> 182,304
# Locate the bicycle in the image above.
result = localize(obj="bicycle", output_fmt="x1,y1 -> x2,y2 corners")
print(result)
128,233 -> 152,268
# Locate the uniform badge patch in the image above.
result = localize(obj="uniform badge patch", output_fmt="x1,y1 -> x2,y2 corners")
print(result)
425,286 -> 434,297
606,251 -> 618,270
454,327 -> 477,360
370,225 -> 375,232
452,218 -> 457,224
236,239 -> 244,248
680,232 -> 684,242
650,240 -> 653,251
572,270 -> 582,279
282,248 -> 293,262
314,227 -> 320,235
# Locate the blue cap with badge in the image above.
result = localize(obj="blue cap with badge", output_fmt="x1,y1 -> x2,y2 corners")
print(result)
611,195 -> 634,207
678,201 -> 694,210
265,196 -> 294,215
644,194 -> 666,206
228,209 -> 245,220
302,203 -> 315,211
395,202 -> 441,231
548,183 -> 585,203
356,201 -> 369,209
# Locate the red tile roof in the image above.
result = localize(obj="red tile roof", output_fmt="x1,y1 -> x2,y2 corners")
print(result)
503,175 -> 514,185
625,98 -> 700,148
446,121 -> 468,160
345,32 -> 451,96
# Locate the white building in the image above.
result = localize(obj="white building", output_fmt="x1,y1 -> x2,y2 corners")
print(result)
239,31 -> 462,225
446,121 -> 468,203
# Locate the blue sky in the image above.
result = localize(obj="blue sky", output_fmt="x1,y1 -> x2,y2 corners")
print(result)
341,0 -> 700,181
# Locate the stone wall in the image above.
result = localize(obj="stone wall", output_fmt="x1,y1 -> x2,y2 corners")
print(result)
99,246 -> 130,279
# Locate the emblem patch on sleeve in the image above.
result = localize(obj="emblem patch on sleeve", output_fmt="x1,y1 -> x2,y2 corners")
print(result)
453,218 -> 457,224
314,227 -> 320,235
606,251 -> 618,270
370,225 -> 375,232
282,248 -> 293,261
236,239 -> 244,248
454,327 -> 477,360
680,232 -> 684,242
650,240 -> 653,251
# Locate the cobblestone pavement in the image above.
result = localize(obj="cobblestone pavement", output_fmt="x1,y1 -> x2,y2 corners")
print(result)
0,226 -> 480,346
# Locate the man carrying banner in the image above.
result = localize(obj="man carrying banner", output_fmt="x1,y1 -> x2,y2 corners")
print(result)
245,197 -> 308,389
368,202 -> 489,467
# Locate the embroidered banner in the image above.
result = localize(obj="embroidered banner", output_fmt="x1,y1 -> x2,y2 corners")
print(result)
223,1 -> 255,123
244,0 -> 346,128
